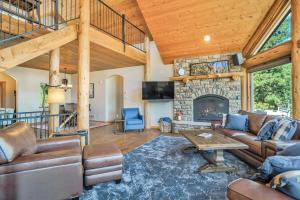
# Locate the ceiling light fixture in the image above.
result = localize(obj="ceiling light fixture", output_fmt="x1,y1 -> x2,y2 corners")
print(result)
203,35 -> 211,42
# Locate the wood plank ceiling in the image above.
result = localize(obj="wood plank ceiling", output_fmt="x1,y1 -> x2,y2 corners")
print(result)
136,0 -> 276,64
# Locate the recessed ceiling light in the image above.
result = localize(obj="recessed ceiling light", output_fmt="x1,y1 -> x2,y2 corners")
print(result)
203,35 -> 211,42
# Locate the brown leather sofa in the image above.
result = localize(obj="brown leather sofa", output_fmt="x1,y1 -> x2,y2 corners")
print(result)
227,178 -> 293,200
214,110 -> 300,168
0,123 -> 83,200
0,122 -> 124,200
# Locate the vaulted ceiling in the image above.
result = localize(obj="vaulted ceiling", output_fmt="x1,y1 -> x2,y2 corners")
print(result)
136,0 -> 276,64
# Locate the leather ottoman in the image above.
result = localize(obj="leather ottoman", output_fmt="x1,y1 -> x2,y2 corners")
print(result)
83,143 -> 123,187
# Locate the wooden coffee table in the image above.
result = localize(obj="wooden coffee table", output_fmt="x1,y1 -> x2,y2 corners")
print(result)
180,129 -> 248,173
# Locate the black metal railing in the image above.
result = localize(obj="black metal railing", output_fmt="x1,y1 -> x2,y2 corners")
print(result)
0,111 -> 78,139
0,0 -> 79,45
90,0 -> 145,52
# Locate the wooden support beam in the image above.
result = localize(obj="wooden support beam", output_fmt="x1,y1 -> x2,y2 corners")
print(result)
241,68 -> 248,111
77,0 -> 90,145
48,48 -> 60,136
291,0 -> 300,120
0,24 -> 77,70
243,41 -> 292,70
144,36 -> 150,129
89,27 -> 146,65
242,0 -> 290,58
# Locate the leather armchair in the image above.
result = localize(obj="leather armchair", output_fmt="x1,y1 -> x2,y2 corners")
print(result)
122,108 -> 144,132
0,129 -> 83,200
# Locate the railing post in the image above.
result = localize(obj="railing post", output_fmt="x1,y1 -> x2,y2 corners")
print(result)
54,0 -> 59,30
122,14 -> 126,52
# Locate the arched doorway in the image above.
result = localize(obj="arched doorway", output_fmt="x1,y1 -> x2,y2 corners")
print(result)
105,75 -> 124,121
0,72 -> 17,110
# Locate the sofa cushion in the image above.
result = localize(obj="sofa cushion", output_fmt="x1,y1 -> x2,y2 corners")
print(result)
239,110 -> 267,135
233,134 -> 263,156
270,170 -> 300,200
216,128 -> 248,138
0,122 -> 37,164
259,156 -> 300,181
127,119 -> 143,125
273,119 -> 297,141
225,114 -> 248,131
257,119 -> 280,141
278,143 -> 300,156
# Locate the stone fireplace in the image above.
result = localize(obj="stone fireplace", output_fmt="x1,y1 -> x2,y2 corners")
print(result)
172,53 -> 242,132
193,95 -> 229,122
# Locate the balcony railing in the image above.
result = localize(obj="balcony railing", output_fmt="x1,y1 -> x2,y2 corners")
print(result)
90,0 -> 145,52
0,111 -> 78,139
0,0 -> 79,44
0,0 -> 146,52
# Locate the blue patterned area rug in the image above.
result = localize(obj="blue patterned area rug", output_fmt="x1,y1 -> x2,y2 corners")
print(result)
80,136 -> 256,200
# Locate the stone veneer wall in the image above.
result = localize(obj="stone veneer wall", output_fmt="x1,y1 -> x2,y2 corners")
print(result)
173,54 -> 242,132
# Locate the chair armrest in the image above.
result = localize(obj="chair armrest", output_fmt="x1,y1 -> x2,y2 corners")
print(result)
262,140 -> 300,158
36,135 -> 81,153
263,140 -> 300,152
227,178 -> 293,200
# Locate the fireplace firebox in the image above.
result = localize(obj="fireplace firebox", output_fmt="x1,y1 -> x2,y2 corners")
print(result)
193,95 -> 229,122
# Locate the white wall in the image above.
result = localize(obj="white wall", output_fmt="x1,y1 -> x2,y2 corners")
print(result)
148,42 -> 173,126
105,75 -> 123,121
71,42 -> 173,126
6,67 -> 73,112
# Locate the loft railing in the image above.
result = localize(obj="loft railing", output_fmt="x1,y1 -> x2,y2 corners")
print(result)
90,0 -> 146,52
0,0 -> 79,45
0,111 -> 78,139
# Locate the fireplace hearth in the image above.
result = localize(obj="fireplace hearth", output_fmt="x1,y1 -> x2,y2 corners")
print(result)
193,95 -> 229,122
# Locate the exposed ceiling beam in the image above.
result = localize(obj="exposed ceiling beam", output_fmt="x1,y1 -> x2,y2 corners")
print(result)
243,41 -> 291,70
242,0 -> 291,58
0,24 -> 78,70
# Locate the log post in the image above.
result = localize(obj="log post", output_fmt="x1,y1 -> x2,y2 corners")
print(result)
77,0 -> 90,145
241,67 -> 248,111
144,36 -> 151,129
291,0 -> 300,120
49,48 -> 60,136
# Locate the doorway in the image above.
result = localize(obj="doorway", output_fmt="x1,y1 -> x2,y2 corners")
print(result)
105,75 -> 124,121
0,72 -> 17,110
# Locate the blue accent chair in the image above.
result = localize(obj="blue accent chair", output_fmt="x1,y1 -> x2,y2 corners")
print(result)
122,108 -> 144,132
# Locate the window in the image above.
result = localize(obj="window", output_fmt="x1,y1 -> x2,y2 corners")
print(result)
259,12 -> 291,52
252,63 -> 292,116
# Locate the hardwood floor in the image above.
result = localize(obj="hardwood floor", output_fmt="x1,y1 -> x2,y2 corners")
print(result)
90,125 -> 181,154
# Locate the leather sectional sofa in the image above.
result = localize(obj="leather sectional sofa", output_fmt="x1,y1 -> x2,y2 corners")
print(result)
214,110 -> 300,168
0,123 -> 123,200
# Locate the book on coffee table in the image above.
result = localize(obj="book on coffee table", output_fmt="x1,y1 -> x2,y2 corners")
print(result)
198,132 -> 212,139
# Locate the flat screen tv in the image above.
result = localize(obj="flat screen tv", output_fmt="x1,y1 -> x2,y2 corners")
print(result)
142,81 -> 174,100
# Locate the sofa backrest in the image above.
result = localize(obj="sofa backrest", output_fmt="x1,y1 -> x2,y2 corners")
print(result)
239,110 -> 267,135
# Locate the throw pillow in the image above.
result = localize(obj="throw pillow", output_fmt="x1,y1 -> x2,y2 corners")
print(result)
224,114 -> 248,131
273,119 -> 297,141
269,170 -> 300,200
278,143 -> 300,156
259,155 -> 300,181
0,122 -> 37,164
257,119 -> 279,141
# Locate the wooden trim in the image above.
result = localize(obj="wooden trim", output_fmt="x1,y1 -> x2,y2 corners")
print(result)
0,82 -> 6,108
243,41 -> 292,70
291,0 -> 300,120
0,24 -> 77,70
169,72 -> 244,83
247,73 -> 253,111
242,0 -> 290,58
89,27 -> 146,65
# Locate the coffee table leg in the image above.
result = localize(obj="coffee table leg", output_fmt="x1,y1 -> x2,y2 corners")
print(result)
198,150 -> 236,173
